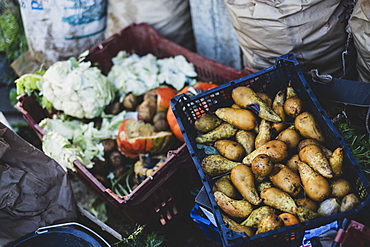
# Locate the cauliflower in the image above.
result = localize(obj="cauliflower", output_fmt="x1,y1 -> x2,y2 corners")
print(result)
42,58 -> 115,119
107,51 -> 197,100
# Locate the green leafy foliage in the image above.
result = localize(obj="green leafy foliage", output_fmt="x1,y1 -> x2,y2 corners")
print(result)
113,225 -> 165,247
0,2 -> 28,62
336,122 -> 370,180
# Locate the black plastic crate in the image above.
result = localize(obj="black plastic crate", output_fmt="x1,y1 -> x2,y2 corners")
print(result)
171,53 -> 370,247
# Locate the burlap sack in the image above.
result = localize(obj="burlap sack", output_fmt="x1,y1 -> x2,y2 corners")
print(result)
224,0 -> 354,77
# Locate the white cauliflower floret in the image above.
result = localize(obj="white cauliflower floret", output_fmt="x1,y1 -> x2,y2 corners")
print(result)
42,58 -> 114,119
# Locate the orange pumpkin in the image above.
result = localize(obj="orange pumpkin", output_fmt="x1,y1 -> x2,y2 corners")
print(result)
117,118 -> 173,159
156,86 -> 177,114
167,82 -> 219,142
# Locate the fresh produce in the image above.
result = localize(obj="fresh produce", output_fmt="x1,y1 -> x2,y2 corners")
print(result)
317,198 -> 341,216
194,113 -> 223,133
235,130 -> 255,155
214,191 -> 253,218
188,82 -> 362,237
283,82 -> 303,118
330,178 -> 352,198
215,107 -> 258,131
299,144 -> 334,178
277,128 -> 301,151
167,82 -> 219,141
295,206 -> 318,222
42,58 -> 115,119
241,206 -> 275,228
260,187 -> 298,214
231,86 -> 282,122
116,118 -> 173,159
214,139 -> 246,162
295,198 -> 318,212
340,193 -> 361,212
201,154 -> 241,177
297,161 -> 330,202
294,111 -> 325,143
195,122 -> 238,144
254,119 -> 271,149
213,175 -> 239,199
278,213 -> 300,226
329,147 -> 344,177
222,215 -> 255,236
242,140 -> 289,166
231,164 -> 262,205
271,90 -> 287,134
256,214 -> 284,234
269,164 -> 302,197
251,154 -> 274,182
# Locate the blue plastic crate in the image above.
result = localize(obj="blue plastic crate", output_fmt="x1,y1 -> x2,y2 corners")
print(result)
190,204 -> 222,243
171,53 -> 370,247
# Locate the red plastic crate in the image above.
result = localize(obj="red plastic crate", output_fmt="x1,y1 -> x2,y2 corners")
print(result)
15,23 -> 256,229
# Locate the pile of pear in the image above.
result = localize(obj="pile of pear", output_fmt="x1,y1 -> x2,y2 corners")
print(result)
195,83 -> 361,237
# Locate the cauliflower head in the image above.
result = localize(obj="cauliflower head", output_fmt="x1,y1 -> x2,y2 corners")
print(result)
42,58 -> 115,119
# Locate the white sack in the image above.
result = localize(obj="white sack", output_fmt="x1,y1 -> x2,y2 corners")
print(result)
224,0 -> 352,77
19,0 -> 107,68
348,0 -> 370,82
105,0 -> 195,50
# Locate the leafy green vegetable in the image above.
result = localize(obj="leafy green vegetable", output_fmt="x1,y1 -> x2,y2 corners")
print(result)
0,2 -> 28,62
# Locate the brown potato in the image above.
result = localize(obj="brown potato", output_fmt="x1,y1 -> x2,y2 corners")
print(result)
243,140 -> 289,166
256,214 -> 284,234
123,93 -> 141,111
214,191 -> 253,218
269,164 -> 302,197
296,198 -> 318,212
215,107 -> 258,131
137,98 -> 157,123
297,161 -> 331,202
194,113 -> 223,133
232,86 -> 282,122
214,139 -> 246,162
240,206 -> 275,228
201,154 -> 241,177
286,154 -> 300,174
235,130 -> 255,155
277,128 -> 301,151
213,175 -> 239,199
294,112 -> 325,143
231,165 -> 262,205
251,154 -> 273,182
299,144 -> 334,178
196,122 -> 238,144
260,187 -> 298,214
330,178 -> 352,198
